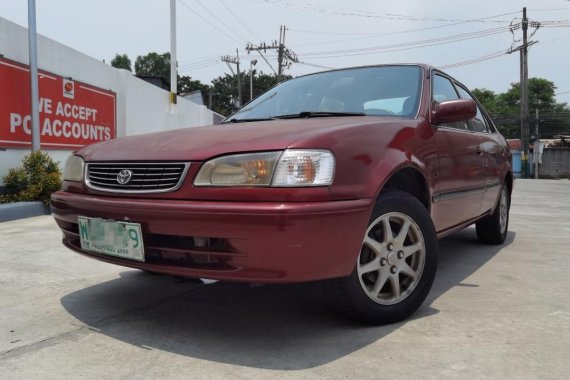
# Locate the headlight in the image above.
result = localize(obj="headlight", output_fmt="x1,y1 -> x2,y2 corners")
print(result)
63,155 -> 84,182
194,149 -> 335,187
194,152 -> 281,186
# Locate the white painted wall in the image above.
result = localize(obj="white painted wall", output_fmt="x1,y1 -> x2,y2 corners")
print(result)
0,17 -> 214,185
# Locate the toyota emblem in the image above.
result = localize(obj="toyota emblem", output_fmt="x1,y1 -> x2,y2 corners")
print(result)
116,169 -> 133,185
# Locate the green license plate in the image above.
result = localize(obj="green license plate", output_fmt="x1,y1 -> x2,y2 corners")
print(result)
78,217 -> 145,262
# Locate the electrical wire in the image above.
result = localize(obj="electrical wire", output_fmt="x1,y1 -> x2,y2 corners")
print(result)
297,61 -> 337,70
290,10 -> 522,38
218,0 -> 263,41
193,0 -> 251,42
238,0 -> 518,23
178,0 -> 243,45
296,25 -> 513,59
438,49 -> 508,70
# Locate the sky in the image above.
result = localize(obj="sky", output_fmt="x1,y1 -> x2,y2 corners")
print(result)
2,0 -> 570,104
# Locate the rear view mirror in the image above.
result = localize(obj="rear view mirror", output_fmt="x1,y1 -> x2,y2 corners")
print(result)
432,99 -> 477,125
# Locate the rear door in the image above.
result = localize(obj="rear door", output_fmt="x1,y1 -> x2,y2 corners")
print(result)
455,85 -> 504,214
432,73 -> 485,232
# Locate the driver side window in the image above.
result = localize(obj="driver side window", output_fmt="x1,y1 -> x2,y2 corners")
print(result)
433,74 -> 470,131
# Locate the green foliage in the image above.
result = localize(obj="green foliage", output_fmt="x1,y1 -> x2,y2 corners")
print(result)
119,51 -> 295,116
0,151 -> 62,205
178,75 -> 210,96
133,52 -> 210,102
110,53 -> 132,71
135,52 -> 171,82
210,71 -> 290,116
472,78 -> 570,139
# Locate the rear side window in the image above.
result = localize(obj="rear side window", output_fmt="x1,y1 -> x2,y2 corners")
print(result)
456,85 -> 490,133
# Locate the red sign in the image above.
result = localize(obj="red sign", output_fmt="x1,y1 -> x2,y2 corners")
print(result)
0,57 -> 116,150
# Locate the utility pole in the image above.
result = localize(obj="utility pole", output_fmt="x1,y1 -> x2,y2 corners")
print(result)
507,7 -> 539,178
169,0 -> 177,107
221,50 -> 242,107
250,59 -> 257,101
521,7 -> 529,178
534,108 -> 540,179
246,25 -> 298,82
208,87 -> 213,110
28,0 -> 40,151
277,25 -> 285,80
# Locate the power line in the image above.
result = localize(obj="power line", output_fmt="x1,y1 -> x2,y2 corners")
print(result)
438,49 -> 508,70
178,0 -> 243,45
296,25 -> 512,59
218,0 -> 263,41
289,10 -> 522,38
238,0 -> 518,23
297,61 -> 337,70
193,0 -> 251,42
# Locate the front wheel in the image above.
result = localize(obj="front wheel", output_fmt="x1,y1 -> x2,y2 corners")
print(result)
325,190 -> 438,324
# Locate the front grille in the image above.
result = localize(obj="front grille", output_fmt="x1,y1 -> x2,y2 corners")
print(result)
85,162 -> 190,193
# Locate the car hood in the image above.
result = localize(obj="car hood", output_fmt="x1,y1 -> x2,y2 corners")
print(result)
77,117 -> 413,161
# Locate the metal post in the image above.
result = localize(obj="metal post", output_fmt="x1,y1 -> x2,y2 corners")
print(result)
277,25 -> 284,81
521,7 -> 529,178
208,88 -> 213,109
534,109 -> 539,179
236,49 -> 241,107
250,59 -> 257,101
28,0 -> 40,151
169,0 -> 177,106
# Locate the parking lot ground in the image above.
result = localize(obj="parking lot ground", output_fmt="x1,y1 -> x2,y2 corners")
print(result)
0,179 -> 569,379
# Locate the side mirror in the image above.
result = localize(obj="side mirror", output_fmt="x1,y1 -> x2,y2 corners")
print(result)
432,99 -> 477,125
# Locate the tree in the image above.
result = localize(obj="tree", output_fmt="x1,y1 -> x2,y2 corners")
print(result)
110,53 -> 132,72
472,78 -> 570,139
178,75 -> 209,96
210,71 -> 290,116
133,52 -> 210,102
135,52 -> 171,82
471,89 -> 498,114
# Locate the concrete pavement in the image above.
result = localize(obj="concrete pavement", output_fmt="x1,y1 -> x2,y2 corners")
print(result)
0,179 -> 569,379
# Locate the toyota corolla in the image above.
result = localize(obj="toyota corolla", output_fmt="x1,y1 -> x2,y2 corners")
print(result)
51,64 -> 512,324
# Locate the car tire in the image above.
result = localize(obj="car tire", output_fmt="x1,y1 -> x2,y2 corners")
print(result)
325,189 -> 438,325
476,185 -> 510,245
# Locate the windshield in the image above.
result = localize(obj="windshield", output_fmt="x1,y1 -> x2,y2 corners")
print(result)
226,65 -> 422,122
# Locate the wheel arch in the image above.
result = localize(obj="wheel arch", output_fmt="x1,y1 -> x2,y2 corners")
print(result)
376,165 -> 431,213
505,170 -> 513,197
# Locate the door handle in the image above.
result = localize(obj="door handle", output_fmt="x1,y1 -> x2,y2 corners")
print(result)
476,145 -> 483,155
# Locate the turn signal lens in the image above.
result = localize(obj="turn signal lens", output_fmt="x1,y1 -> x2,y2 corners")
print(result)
63,155 -> 84,182
272,150 -> 335,186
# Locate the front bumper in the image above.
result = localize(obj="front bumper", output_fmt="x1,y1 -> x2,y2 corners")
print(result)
51,191 -> 373,283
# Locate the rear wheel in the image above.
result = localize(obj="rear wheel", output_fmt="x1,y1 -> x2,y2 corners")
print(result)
325,190 -> 438,324
476,186 -> 509,245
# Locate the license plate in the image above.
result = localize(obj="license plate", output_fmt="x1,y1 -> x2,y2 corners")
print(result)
78,217 -> 145,262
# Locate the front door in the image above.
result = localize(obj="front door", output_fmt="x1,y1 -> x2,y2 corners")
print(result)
431,74 -> 485,232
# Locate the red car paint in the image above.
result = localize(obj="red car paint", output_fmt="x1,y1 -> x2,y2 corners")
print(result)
51,64 -> 512,283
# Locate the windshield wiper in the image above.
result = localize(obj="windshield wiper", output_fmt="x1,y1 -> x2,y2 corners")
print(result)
223,117 -> 276,124
273,111 -> 366,119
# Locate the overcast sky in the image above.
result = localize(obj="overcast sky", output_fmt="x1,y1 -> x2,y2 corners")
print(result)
2,0 -> 570,104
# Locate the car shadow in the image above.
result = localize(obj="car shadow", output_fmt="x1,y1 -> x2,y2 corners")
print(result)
60,227 -> 515,370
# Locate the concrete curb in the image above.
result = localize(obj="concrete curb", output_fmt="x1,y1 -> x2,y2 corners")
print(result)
0,201 -> 51,222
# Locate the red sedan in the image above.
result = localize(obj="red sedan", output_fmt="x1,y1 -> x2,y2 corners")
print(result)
52,64 -> 512,324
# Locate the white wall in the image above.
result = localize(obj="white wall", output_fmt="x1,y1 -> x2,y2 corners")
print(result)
0,17 -> 214,185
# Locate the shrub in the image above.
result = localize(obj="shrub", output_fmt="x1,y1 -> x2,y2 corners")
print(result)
0,151 -> 62,205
